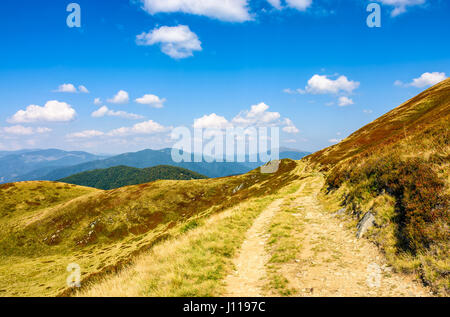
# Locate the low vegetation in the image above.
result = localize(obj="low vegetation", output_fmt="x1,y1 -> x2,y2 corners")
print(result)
312,79 -> 450,295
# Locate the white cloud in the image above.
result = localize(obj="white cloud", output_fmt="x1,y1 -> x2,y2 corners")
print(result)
78,85 -> 89,93
283,88 -> 306,95
394,80 -> 404,87
54,83 -> 77,93
193,102 -> 298,135
2,125 -> 52,136
286,0 -> 313,11
395,72 -> 447,88
304,74 -> 360,95
135,94 -> 166,108
139,0 -> 251,22
94,98 -> 102,105
107,90 -> 130,104
36,127 -> 52,133
282,118 -> 299,133
267,0 -> 282,10
267,0 -> 312,11
363,109 -> 373,114
54,83 -> 89,93
8,100 -> 76,123
91,106 -> 144,120
67,130 -> 105,139
3,125 -> 33,135
108,120 -> 168,136
193,113 -> 231,129
378,0 -> 426,17
328,138 -> 342,143
338,96 -> 354,107
409,72 -> 447,88
136,25 -> 202,59
233,102 -> 281,126
283,88 -> 295,94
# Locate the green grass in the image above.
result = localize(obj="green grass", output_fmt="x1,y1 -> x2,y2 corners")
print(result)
263,168 -> 315,296
0,160 -> 299,297
78,163 -> 304,297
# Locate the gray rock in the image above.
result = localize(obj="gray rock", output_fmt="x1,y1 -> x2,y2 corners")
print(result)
232,183 -> 244,194
335,208 -> 346,216
356,211 -> 375,239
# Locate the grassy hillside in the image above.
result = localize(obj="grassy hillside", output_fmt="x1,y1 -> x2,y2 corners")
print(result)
0,160 -> 299,296
59,165 -> 208,190
308,79 -> 450,295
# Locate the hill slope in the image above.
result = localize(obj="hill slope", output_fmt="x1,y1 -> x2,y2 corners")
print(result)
59,165 -> 208,190
0,160 -> 299,296
308,78 -> 450,294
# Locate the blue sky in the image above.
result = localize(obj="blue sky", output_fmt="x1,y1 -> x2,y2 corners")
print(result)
0,0 -> 449,154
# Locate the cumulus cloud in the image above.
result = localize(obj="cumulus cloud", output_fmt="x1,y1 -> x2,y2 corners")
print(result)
394,72 -> 447,88
67,130 -> 105,139
193,102 -> 299,134
328,138 -> 342,143
54,83 -> 77,93
91,106 -> 144,120
232,102 -> 281,126
338,96 -> 354,107
194,113 -> 231,129
2,125 -> 52,136
282,118 -> 300,133
135,94 -> 166,108
409,72 -> 446,88
54,83 -> 89,93
304,74 -> 360,95
8,100 -> 76,123
107,90 -> 130,104
285,0 -> 313,11
136,25 -> 202,59
139,0 -> 251,22
108,120 -> 168,136
267,0 -> 282,9
78,85 -> 89,93
2,125 -> 33,135
378,0 -> 426,17
94,98 -> 102,105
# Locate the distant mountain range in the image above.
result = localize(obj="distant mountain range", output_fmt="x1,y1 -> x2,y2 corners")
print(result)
1,148 -> 310,183
59,165 -> 208,190
0,149 -> 108,183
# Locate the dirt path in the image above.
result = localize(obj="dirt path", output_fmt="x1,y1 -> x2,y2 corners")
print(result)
225,170 -> 432,297
276,176 -> 432,297
224,199 -> 284,297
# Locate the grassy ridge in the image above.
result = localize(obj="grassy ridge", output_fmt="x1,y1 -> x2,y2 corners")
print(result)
58,165 -> 208,190
0,160 -> 298,296
309,79 -> 450,295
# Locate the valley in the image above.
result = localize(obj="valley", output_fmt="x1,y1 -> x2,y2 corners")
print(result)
0,80 -> 448,297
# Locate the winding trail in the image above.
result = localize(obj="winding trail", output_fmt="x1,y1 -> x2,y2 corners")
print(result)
224,199 -> 283,297
224,170 -> 432,297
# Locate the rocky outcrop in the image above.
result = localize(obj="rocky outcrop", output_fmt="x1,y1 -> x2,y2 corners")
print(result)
356,211 -> 375,239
